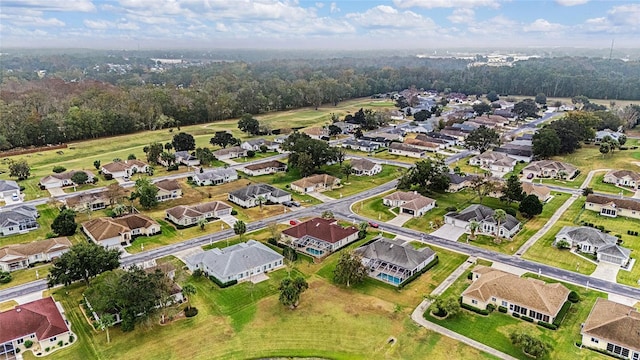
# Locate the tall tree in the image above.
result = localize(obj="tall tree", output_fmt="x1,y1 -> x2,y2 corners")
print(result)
96,313 -> 116,344
464,126 -> 499,154
51,208 -> 78,236
468,220 -> 480,242
134,177 -> 159,210
210,132 -> 238,148
510,332 -> 551,359
47,242 -> 121,286
171,132 -> 196,152
181,283 -> 196,310
8,159 -> 30,180
342,163 -> 353,182
238,114 -> 261,135
486,91 -> 499,102
144,142 -> 164,164
472,103 -> 492,116
513,99 -> 539,120
71,171 -> 89,185
194,147 -> 215,165
397,158 -> 450,194
278,276 -> 309,309
519,194 -> 543,218
532,127 -> 561,159
333,251 -> 368,287
534,93 -> 547,105
501,175 -> 524,204
233,220 -> 247,239
469,176 -> 499,204
492,209 -> 507,243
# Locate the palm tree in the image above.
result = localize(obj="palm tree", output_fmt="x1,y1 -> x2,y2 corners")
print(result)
321,210 -> 334,219
181,283 -> 196,310
492,209 -> 507,244
468,220 -> 480,242
256,195 -> 267,210
96,313 -> 116,343
113,203 -> 127,217
160,152 -> 176,169
197,218 -> 208,230
342,163 -> 353,182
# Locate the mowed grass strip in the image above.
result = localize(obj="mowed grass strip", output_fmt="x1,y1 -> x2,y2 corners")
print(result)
588,173 -> 635,196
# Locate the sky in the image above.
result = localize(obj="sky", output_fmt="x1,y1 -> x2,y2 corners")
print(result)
1,0 -> 639,50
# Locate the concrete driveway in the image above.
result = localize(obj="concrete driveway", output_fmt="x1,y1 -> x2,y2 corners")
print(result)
47,187 -> 66,197
430,224 -> 466,241
386,214 -> 413,227
307,191 -> 335,203
174,247 -> 204,264
219,214 -> 239,227
590,262 -> 620,283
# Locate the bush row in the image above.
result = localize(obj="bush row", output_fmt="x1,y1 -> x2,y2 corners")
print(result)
538,321 -> 558,330
498,306 -> 507,313
627,230 -> 639,236
460,300 -> 490,316
553,301 -> 572,327
209,276 -> 237,288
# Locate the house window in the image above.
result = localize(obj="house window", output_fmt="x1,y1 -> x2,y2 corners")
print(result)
591,338 -> 599,344
17,339 -> 24,344
50,337 -> 56,341
491,297 -> 496,302
471,299 -> 477,305
502,301 -> 507,307
632,352 -> 639,360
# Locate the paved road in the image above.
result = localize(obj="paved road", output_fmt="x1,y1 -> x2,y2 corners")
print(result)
504,112 -> 561,137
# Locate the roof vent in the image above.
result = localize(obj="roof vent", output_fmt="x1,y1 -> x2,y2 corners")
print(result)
16,308 -> 21,313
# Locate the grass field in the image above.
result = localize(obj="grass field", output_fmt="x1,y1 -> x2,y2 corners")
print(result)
33,231 -> 504,360
588,173 -> 635,196
0,97 -> 396,200
552,141 -> 640,176
351,190 -> 398,222
424,265 -> 608,360
0,263 -> 51,290
323,164 -> 403,199
448,156 -> 490,176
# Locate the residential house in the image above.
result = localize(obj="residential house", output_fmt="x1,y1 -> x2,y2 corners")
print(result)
440,128 -> 468,142
240,138 -> 280,152
0,205 -> 39,236
452,122 -> 479,132
604,170 -> 640,189
585,194 -> 640,220
369,131 -> 404,142
359,135 -> 391,147
143,262 -> 184,304
469,151 -> 517,173
243,160 -> 287,176
595,129 -> 625,143
39,170 -> 95,189
388,142 -> 425,158
425,132 -> 458,146
166,201 -> 232,227
64,190 -> 109,212
228,183 -> 291,208
274,134 -> 291,144
494,144 -> 533,163
0,180 -> 21,200
350,158 -> 382,176
522,160 -> 578,180
101,160 -> 148,180
174,151 -> 200,167
302,127 -> 328,140
185,240 -> 284,284
445,204 -> 521,238
354,237 -> 436,286
382,191 -> 436,217
491,100 -> 514,110
0,297 -> 72,357
521,182 -> 551,202
341,139 -> 381,153
474,114 -> 509,127
0,237 -> 71,272
83,214 -> 161,248
291,174 -> 340,193
331,121 -> 358,134
447,173 -> 477,192
193,168 -> 238,186
281,217 -> 359,258
462,265 -> 570,324
213,146 -> 247,160
404,122 -> 433,134
404,138 -> 440,152
154,179 -> 182,202
581,298 -> 640,360
554,226 -> 630,266
415,134 -> 450,148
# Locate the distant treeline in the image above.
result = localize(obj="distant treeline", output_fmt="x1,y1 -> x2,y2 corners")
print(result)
0,56 -> 638,150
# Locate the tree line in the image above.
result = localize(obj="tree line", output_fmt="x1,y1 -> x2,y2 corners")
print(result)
2,56 -> 639,150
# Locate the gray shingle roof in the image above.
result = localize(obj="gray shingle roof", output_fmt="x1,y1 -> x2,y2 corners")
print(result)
195,168 -> 237,181
448,204 -> 520,231
0,205 -> 37,228
355,238 -> 435,270
186,240 -> 283,280
229,183 -> 289,201
556,226 -> 618,248
0,180 -> 19,192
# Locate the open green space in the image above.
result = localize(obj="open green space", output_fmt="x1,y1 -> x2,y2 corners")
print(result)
323,163 -> 403,199
503,162 -> 528,179
588,173 -> 635,196
539,173 -> 587,189
36,230 -> 501,360
0,263 -> 51,290
0,205 -> 86,248
232,151 -> 280,163
424,265 -> 608,360
351,190 -> 397,222
551,143 -> 640,181
448,156 -> 490,176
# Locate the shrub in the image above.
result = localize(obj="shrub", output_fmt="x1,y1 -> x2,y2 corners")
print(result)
467,272 -> 473,280
521,316 -> 534,322
512,313 -> 521,318
504,208 -> 517,217
184,307 -> 199,317
498,306 -> 507,313
267,237 -> 278,246
568,291 -> 580,303
52,165 -> 66,173
209,275 -> 237,288
445,206 -> 457,212
460,301 -> 490,315
486,304 -> 495,312
538,321 -> 558,330
45,347 -> 50,352
192,269 -> 204,277
553,301 -> 571,327
246,150 -> 256,158
24,340 -> 33,348
230,209 -> 238,215
398,256 -> 439,289
58,340 -> 63,347
596,225 -> 605,231
167,164 -> 179,171
0,271 -> 12,284
15,348 -> 20,354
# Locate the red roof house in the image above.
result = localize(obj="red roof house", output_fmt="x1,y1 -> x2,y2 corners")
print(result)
281,217 -> 359,258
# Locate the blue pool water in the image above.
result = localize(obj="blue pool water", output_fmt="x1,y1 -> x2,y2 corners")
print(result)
306,247 -> 323,256
377,273 -> 402,285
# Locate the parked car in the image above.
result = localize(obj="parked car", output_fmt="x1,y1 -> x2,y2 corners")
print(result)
527,173 -> 534,179
289,220 -> 299,226
368,221 -> 379,228
282,201 -> 294,207
291,201 -> 301,207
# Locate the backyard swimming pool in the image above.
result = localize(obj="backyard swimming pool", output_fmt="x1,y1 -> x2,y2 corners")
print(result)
377,273 -> 402,285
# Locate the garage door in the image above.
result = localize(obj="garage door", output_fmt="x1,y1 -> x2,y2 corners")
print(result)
402,207 -> 414,215
599,254 -> 621,265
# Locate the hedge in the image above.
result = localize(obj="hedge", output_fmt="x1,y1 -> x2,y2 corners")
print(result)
553,301 -> 571,327
538,321 -> 558,330
209,276 -> 238,288
498,306 -> 507,313
398,256 -> 439,289
582,345 -> 628,360
460,300 -> 490,315
512,313 -> 520,318
568,290 -> 580,303
521,316 -> 534,322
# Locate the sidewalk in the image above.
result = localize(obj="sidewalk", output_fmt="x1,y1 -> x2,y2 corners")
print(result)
410,257 -> 519,360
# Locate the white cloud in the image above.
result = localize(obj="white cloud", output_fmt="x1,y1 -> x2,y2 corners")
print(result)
2,0 -> 95,12
555,0 -> 589,6
315,2 -> 324,9
347,5 -> 435,30
607,4 -> 640,27
83,19 -> 111,30
216,22 -> 228,32
393,0 -> 500,9
580,4 -> 640,34
523,19 -> 566,32
448,8 -> 474,24
0,14 -> 65,27
467,15 -> 517,35
117,22 -> 140,30
330,2 -> 340,13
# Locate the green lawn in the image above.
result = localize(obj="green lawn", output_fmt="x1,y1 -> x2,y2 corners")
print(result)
323,163 -> 403,199
351,190 -> 398,222
424,266 -> 609,360
588,173 -> 635,196
367,149 -> 426,164
0,263 -> 51,290
539,173 -> 588,189
448,156 -> 490,176
503,162 -> 528,179
0,205 -> 86,248
232,151 -> 280,163
522,198 -> 597,276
